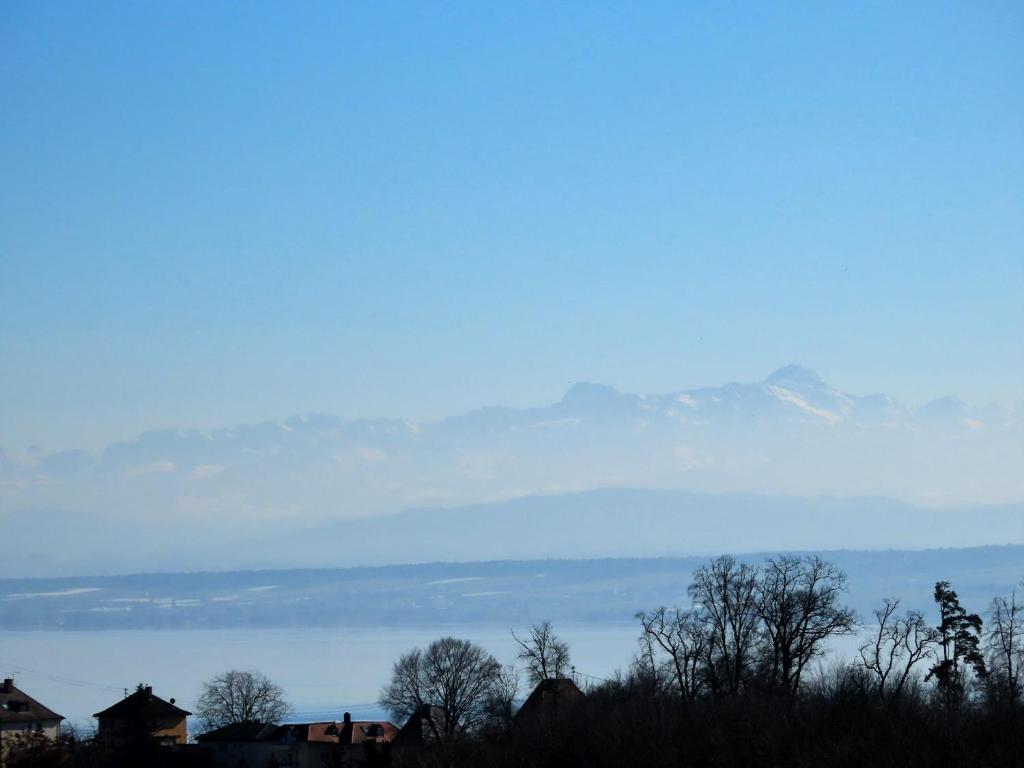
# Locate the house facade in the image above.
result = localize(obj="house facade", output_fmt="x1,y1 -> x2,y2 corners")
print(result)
196,712 -> 398,768
93,685 -> 191,748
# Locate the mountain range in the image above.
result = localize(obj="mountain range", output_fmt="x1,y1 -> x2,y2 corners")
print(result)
1,366 -> 1021,576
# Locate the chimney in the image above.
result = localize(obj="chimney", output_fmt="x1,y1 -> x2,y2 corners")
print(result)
2,678 -> 12,693
343,712 -> 351,725
144,685 -> 153,696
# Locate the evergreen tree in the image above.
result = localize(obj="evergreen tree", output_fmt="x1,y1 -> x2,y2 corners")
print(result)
927,580 -> 987,708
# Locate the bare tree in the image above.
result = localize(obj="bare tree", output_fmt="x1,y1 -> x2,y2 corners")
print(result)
985,586 -> 1024,706
513,621 -> 572,684
757,555 -> 857,695
859,599 -> 939,702
632,625 -> 665,698
379,636 -> 501,741
195,669 -> 291,732
689,556 -> 761,695
0,730 -> 72,768
483,664 -> 520,730
636,606 -> 708,700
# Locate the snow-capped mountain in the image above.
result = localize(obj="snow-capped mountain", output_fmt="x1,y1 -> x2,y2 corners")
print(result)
438,363 -> 1003,432
1,365 -> 1021,575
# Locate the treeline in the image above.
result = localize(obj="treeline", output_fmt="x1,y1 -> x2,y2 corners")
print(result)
376,555 -> 1023,767
3,554 -> 1022,767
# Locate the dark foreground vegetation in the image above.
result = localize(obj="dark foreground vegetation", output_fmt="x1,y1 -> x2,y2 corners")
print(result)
5,690 -> 1022,768
3,554 -> 1022,767
381,557 -> 1024,767
443,682 -> 1024,768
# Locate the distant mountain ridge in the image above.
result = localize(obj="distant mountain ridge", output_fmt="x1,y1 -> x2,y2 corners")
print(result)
2,488 -> 1022,578
443,364 -> 1015,432
4,365 -> 1018,469
1,366 -> 1021,577
379,488 -> 1024,560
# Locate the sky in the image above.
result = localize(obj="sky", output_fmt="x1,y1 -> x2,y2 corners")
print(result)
2,2 -> 1022,453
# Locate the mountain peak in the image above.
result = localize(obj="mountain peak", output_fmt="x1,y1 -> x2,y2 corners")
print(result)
764,365 -> 826,389
561,382 -> 629,406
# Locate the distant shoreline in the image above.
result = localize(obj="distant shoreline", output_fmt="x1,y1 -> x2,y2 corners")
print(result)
3,545 -> 1021,632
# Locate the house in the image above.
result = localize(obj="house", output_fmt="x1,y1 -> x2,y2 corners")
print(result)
93,685 -> 191,747
194,721 -> 278,767
319,712 -> 398,748
392,704 -> 453,745
0,677 -> 64,749
196,712 -> 398,768
514,678 -> 585,723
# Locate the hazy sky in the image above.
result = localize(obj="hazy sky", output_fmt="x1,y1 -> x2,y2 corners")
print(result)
2,2 -> 1022,452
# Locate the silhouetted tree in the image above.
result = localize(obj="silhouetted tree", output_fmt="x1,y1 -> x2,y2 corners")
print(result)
927,581 -> 986,708
636,606 -> 708,700
379,636 -> 501,741
985,586 -> 1023,707
513,621 -> 572,684
633,616 -> 664,698
0,730 -> 69,768
689,556 -> 761,695
859,598 -> 939,703
757,555 -> 857,695
481,663 -> 520,732
195,670 -> 291,733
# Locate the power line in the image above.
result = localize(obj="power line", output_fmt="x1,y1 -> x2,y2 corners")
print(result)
572,669 -> 611,684
288,703 -> 383,716
0,661 -> 128,694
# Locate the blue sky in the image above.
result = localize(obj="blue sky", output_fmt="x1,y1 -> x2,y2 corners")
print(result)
2,2 -> 1022,452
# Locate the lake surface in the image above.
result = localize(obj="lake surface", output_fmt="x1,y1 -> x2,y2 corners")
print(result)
0,625 -> 641,729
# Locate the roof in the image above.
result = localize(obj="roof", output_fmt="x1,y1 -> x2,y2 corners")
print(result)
93,686 -> 191,720
0,679 -> 64,725
515,678 -> 585,721
195,722 -> 277,742
355,721 -> 398,745
393,705 -> 451,745
203,719 -> 398,745
309,720 -> 398,745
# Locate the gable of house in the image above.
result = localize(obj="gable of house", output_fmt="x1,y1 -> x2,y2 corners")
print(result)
93,685 -> 191,745
0,678 -> 64,737
514,678 -> 585,722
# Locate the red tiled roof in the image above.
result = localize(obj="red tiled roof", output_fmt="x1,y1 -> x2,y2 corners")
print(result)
263,720 -> 398,745
334,720 -> 399,745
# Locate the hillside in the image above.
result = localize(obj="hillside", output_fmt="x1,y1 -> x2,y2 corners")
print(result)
2,545 -> 1020,630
